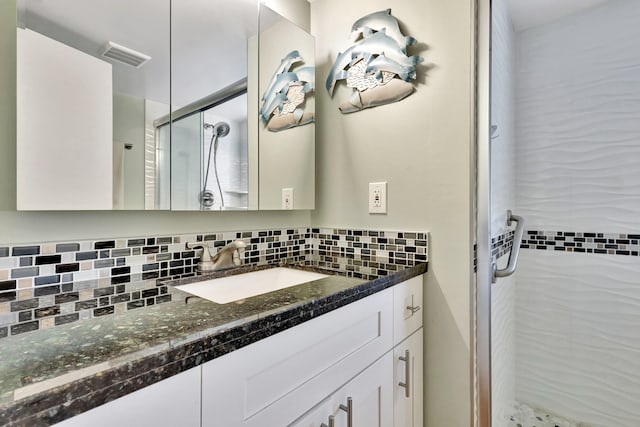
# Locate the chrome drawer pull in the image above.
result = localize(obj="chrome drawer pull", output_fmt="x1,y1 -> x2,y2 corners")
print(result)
399,349 -> 411,398
339,397 -> 353,427
321,415 -> 335,427
406,305 -> 420,315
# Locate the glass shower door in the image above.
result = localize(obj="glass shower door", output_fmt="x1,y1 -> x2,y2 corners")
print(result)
170,113 -> 203,210
488,0 -> 640,426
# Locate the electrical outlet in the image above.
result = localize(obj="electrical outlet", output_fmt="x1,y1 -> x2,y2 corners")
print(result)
282,188 -> 294,210
369,182 -> 387,214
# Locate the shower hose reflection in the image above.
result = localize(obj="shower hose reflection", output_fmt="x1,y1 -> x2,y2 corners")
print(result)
201,121 -> 230,210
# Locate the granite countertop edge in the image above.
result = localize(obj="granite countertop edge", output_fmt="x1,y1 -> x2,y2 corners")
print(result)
1,263 -> 427,427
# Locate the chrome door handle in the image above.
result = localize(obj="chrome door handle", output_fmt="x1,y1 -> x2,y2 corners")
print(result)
492,210 -> 525,282
339,397 -> 353,427
321,415 -> 335,427
398,349 -> 411,398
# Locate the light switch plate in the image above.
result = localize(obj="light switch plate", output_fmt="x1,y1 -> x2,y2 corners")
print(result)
369,182 -> 387,214
282,188 -> 294,210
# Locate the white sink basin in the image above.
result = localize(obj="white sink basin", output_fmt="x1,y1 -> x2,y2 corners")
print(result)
175,267 -> 329,304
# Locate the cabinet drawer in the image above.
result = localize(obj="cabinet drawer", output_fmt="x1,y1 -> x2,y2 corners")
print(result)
201,287 -> 393,426
393,275 -> 423,345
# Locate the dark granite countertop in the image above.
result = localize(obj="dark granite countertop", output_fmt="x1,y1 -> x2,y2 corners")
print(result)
0,259 -> 427,427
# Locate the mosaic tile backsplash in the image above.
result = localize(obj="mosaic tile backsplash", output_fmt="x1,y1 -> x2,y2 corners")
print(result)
0,228 -> 428,339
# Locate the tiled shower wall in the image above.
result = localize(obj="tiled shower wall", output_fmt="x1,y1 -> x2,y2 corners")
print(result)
513,1 -> 640,425
0,227 -> 428,340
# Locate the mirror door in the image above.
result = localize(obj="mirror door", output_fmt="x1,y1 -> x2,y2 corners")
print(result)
16,0 -> 171,210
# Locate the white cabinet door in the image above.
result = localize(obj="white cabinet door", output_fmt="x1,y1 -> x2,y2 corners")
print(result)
291,351 -> 394,427
335,351 -> 394,427
393,328 -> 424,427
53,367 -> 201,427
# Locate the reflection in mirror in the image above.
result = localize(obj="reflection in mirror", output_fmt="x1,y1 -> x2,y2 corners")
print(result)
258,4 -> 315,210
164,86 -> 249,211
16,0 -> 170,210
170,0 -> 257,211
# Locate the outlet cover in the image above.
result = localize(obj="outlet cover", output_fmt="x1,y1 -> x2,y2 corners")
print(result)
282,188 -> 294,210
369,182 -> 387,214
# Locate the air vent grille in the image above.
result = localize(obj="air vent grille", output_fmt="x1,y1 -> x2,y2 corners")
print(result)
101,41 -> 151,68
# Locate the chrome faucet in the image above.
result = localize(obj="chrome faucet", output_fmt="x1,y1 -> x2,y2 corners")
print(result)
186,240 -> 247,273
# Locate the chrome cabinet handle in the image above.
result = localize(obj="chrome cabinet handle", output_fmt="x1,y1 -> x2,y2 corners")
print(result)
399,349 -> 411,398
406,305 -> 420,315
339,397 -> 353,427
321,415 -> 335,427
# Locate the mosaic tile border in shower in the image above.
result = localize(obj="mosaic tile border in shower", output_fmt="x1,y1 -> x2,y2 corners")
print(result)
0,227 -> 428,339
522,230 -> 640,256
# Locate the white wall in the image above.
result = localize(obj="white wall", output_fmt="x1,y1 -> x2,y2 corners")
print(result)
113,92 -> 145,210
513,1 -> 640,425
263,0 -> 310,32
515,0 -> 640,233
490,0 -> 517,425
516,250 -> 640,426
17,28 -> 113,210
310,0 -> 475,425
0,0 -> 17,215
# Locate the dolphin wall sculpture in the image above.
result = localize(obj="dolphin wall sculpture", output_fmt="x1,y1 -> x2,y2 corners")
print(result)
260,50 -> 315,131
325,9 -> 423,113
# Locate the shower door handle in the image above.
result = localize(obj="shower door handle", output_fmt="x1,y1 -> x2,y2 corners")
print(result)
492,210 -> 525,283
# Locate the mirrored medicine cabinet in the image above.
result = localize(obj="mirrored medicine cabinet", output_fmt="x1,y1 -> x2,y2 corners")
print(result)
15,0 -> 315,211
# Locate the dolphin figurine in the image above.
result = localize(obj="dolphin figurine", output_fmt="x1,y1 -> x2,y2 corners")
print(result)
292,66 -> 315,86
325,46 -> 363,96
365,53 -> 417,82
261,67 -> 315,122
326,31 -> 422,96
261,72 -> 300,118
350,9 -> 417,54
260,91 -> 289,125
261,50 -> 304,101
350,29 -> 423,69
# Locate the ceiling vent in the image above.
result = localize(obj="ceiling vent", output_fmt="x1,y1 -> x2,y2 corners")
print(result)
101,41 -> 151,68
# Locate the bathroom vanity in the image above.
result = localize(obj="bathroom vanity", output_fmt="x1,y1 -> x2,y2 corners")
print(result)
0,262 -> 426,427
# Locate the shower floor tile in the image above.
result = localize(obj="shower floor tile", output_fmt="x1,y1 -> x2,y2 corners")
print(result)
507,401 -> 578,427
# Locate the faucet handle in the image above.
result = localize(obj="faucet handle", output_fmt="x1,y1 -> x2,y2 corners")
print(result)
185,241 -> 213,263
212,240 -> 247,266
231,244 -> 243,266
